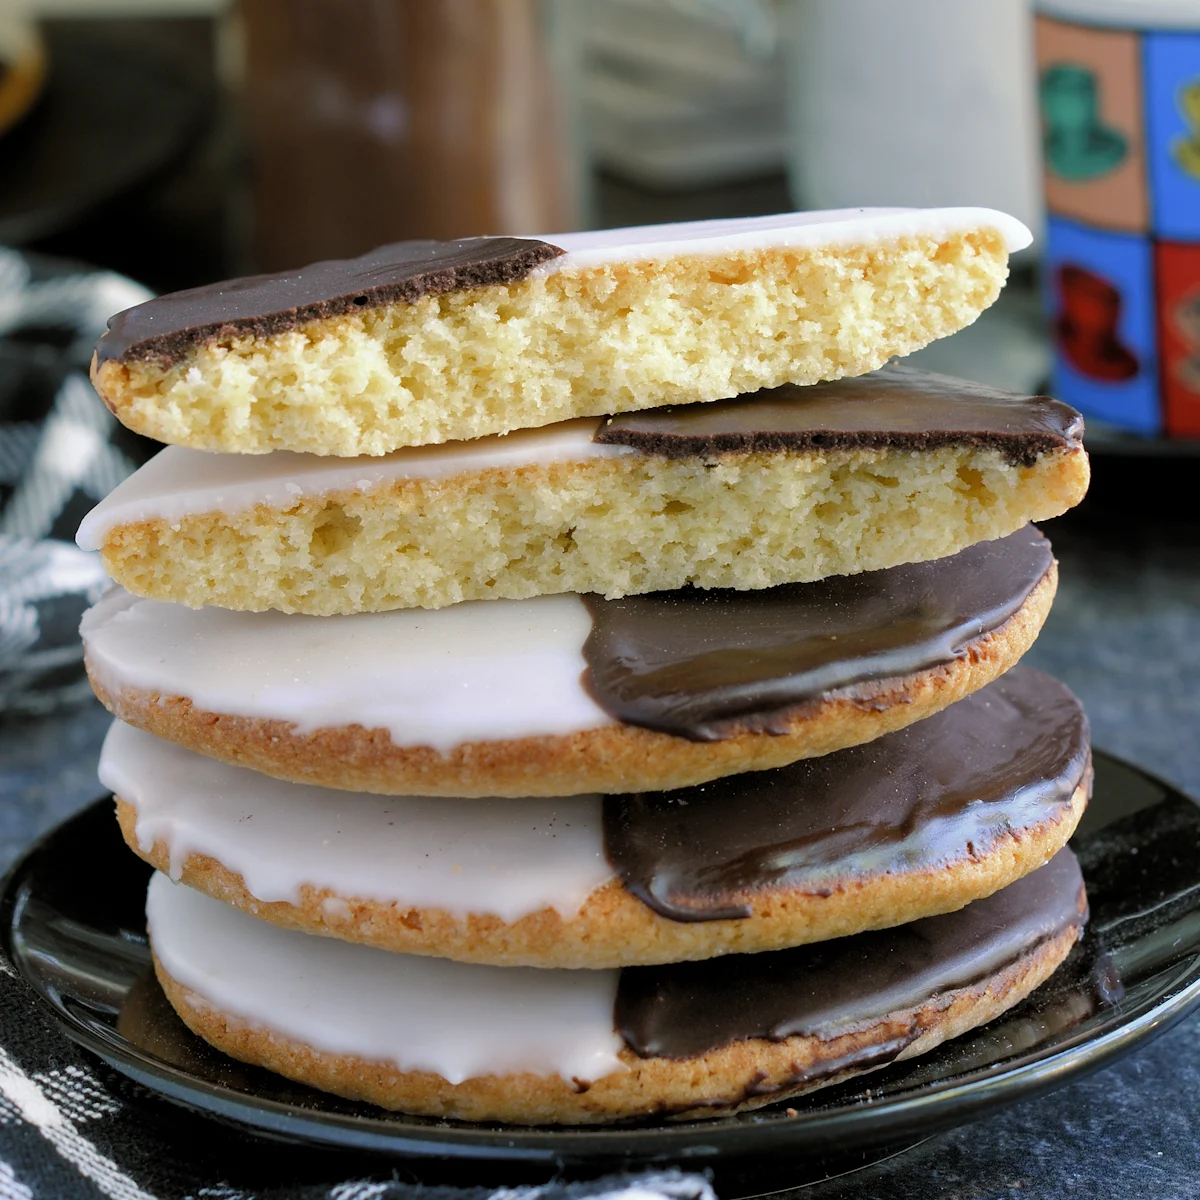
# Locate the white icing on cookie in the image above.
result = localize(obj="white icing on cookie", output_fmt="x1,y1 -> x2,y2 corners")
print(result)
76,417 -> 629,552
536,207 -> 1033,271
80,588 -> 612,753
103,721 -> 613,921
147,873 -> 626,1085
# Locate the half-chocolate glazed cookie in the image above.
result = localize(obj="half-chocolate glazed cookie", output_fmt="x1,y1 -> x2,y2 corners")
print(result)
77,365 -> 1089,617
109,666 -> 1091,967
89,208 -> 1031,456
147,851 -> 1087,1123
80,528 -> 1060,796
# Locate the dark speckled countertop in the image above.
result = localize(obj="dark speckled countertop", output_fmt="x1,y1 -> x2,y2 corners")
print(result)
0,451 -> 1197,1200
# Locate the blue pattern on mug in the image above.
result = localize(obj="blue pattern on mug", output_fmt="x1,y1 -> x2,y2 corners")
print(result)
1144,31 -> 1200,239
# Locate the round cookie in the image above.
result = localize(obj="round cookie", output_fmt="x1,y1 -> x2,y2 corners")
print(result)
77,365 -> 1088,616
81,528 -> 1058,797
109,667 -> 1091,967
90,208 -> 1030,457
147,852 -> 1088,1124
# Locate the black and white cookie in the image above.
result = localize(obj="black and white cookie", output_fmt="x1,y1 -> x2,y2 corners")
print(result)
90,209 -> 1031,457
147,851 -> 1087,1123
78,366 -> 1087,615
82,528 -> 1057,796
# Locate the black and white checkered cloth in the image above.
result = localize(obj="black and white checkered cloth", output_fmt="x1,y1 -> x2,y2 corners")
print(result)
0,247 -> 151,713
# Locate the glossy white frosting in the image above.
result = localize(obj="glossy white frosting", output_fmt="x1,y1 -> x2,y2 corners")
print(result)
104,721 -> 613,921
76,417 -> 628,551
80,588 -> 613,753
147,873 -> 626,1084
536,207 -> 1033,271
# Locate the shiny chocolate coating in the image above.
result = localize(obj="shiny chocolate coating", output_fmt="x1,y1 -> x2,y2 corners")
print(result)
581,525 -> 1053,741
616,848 -> 1086,1060
595,363 -> 1083,468
604,665 -> 1090,922
95,237 -> 563,366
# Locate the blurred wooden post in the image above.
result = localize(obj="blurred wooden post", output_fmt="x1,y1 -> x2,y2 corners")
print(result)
237,0 -> 579,270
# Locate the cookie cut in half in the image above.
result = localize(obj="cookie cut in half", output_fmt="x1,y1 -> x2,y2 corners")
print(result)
81,528 -> 1057,797
77,365 -> 1088,615
146,851 -> 1087,1123
90,208 -> 1031,457
108,667 -> 1091,968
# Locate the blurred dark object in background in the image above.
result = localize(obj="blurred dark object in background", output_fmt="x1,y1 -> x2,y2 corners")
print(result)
237,0 -> 580,270
0,4 -> 45,141
9,19 -> 219,296
0,21 -> 211,272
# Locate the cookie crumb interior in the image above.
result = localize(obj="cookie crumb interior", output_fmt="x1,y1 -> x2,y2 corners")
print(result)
98,444 -> 1088,614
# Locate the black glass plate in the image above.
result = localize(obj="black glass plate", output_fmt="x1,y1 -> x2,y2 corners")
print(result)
4,750 -> 1200,1180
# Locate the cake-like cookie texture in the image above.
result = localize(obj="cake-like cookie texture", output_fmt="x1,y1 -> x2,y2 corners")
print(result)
90,208 -> 1031,457
147,851 -> 1087,1123
77,365 -> 1088,615
109,667 -> 1091,967
82,529 -> 1057,796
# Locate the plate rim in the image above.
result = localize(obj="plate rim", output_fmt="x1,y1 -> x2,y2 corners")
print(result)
5,748 -> 1200,1164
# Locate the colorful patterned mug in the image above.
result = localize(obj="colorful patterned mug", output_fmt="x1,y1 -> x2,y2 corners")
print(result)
1036,0 -> 1200,437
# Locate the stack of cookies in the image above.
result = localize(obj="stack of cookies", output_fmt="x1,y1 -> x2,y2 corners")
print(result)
78,209 -> 1093,1124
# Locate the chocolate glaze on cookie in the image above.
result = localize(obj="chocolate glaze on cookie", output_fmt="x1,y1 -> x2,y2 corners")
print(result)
581,525 -> 1053,741
95,237 -> 565,367
595,364 -> 1083,468
604,665 -> 1090,922
617,849 -> 1086,1060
